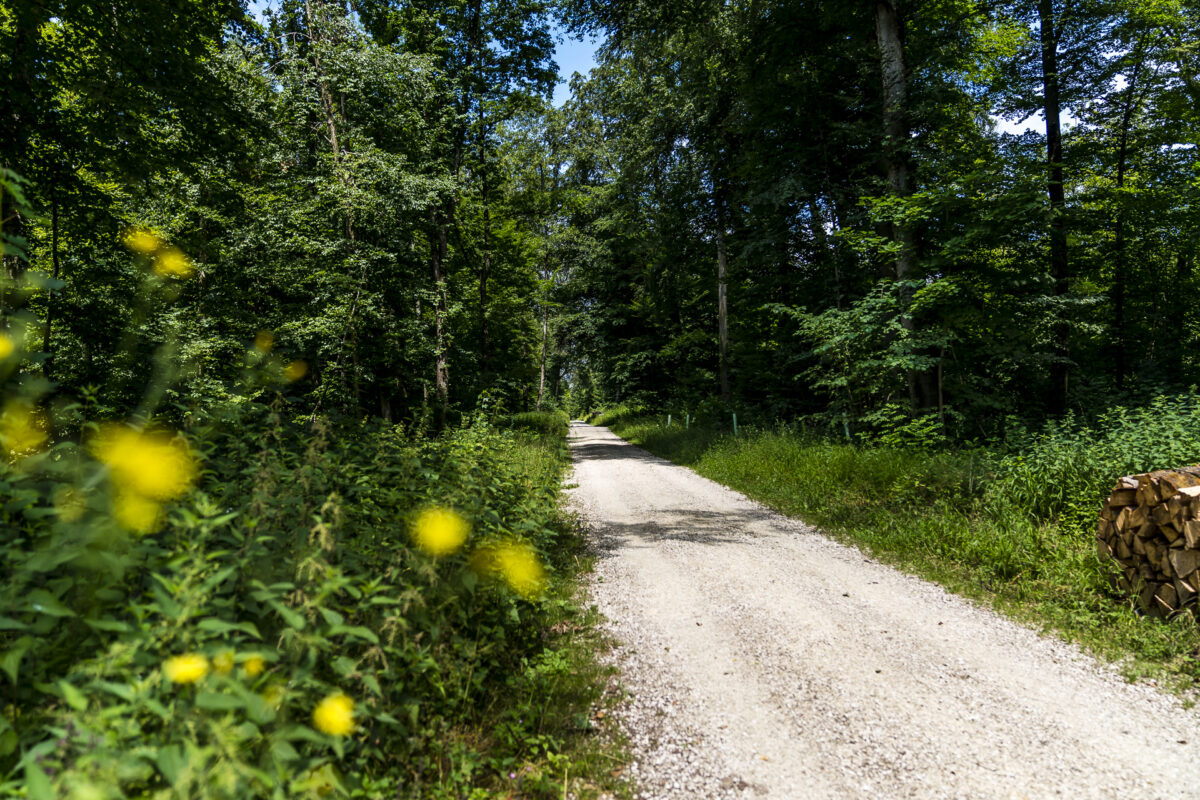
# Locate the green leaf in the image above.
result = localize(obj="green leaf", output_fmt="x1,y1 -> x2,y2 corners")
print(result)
84,617 -> 132,633
327,625 -> 378,644
1,637 -> 34,684
27,589 -> 74,618
57,680 -> 87,711
197,618 -> 262,639
194,691 -> 245,711
24,761 -> 53,800
155,744 -> 186,783
267,600 -> 306,630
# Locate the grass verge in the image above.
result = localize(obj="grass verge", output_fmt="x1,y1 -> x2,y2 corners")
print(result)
601,415 -> 1200,690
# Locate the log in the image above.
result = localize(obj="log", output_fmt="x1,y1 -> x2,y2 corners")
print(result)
1097,467 -> 1200,615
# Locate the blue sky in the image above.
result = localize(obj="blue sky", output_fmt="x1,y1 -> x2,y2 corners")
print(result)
552,29 -> 600,106
247,2 -> 598,106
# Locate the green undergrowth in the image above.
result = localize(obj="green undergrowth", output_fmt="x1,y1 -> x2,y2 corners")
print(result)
0,402 -> 629,799
597,404 -> 1200,689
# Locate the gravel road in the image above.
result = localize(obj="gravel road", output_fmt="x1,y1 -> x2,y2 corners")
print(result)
565,422 -> 1200,800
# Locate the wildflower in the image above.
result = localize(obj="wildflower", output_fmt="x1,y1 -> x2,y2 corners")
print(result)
312,692 -> 355,736
0,401 -> 48,457
212,650 -> 235,676
242,655 -> 266,678
113,490 -> 163,534
254,331 -> 274,352
123,228 -> 162,255
163,653 -> 209,684
411,507 -> 469,557
153,247 -> 193,279
283,360 -> 308,382
474,540 -> 546,599
91,425 -> 197,501
0,333 -> 13,360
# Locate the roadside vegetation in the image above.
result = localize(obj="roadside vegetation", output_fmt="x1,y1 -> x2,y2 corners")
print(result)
590,401 -> 1200,688
2,386 -> 628,798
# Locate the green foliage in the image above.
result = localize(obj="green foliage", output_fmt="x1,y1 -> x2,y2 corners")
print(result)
0,394 -> 624,797
988,396 -> 1200,534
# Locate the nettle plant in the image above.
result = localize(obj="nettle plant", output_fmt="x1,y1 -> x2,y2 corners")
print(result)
0,214 -> 557,798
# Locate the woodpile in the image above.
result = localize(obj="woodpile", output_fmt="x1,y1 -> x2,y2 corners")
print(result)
1097,467 -> 1200,616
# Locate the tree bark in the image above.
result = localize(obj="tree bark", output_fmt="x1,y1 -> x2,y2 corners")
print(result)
875,0 -> 928,411
536,306 -> 548,410
479,129 -> 491,376
1038,0 -> 1070,413
42,189 -> 60,376
715,192 -> 731,403
1111,53 -> 1145,392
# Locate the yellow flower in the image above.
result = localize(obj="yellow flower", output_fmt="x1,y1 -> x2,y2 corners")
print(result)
242,655 -> 266,678
164,653 -> 209,684
411,507 -> 469,557
312,692 -> 355,736
212,650 -> 235,676
91,425 -> 197,501
153,247 -> 193,278
123,228 -> 163,255
254,331 -> 274,352
0,334 -> 13,360
113,490 -> 163,533
492,541 -> 546,599
283,360 -> 308,382
0,401 -> 48,457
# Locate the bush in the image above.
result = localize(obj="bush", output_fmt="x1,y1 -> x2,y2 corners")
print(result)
988,396 -> 1200,533
0,389 -> 590,798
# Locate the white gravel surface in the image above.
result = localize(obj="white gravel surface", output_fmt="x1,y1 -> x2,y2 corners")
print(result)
565,422 -> 1200,800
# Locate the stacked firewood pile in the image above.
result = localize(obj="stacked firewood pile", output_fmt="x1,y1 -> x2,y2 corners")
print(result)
1097,467 -> 1200,616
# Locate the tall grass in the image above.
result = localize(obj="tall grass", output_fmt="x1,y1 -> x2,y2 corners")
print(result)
601,404 -> 1200,687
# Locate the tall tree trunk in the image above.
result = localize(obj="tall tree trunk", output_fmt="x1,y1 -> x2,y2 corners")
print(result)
479,132 -> 491,377
715,193 -> 731,403
1111,54 -> 1145,392
875,0 -> 929,411
1,1 -> 44,293
42,189 -> 60,376
536,305 -> 548,410
1038,0 -> 1070,413
432,211 -> 451,424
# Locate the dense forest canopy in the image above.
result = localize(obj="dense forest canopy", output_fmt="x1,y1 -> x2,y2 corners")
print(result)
2,0 -> 1199,435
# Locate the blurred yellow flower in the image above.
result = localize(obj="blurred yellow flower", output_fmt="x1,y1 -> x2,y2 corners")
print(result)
312,692 -> 355,736
0,334 -> 13,360
164,653 -> 209,684
242,655 -> 266,678
153,247 -> 193,278
113,490 -> 162,533
212,650 -> 235,676
283,360 -> 308,382
123,228 -> 163,255
412,507 -> 469,557
254,331 -> 274,352
493,541 -> 546,599
91,425 -> 197,501
0,401 -> 48,457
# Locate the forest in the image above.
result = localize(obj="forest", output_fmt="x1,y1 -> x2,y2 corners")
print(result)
2,0 -> 1199,796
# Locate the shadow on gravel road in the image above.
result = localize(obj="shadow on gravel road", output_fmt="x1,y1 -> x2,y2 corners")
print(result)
587,507 -> 780,553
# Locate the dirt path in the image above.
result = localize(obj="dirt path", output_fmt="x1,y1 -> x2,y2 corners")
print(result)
566,422 -> 1200,800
